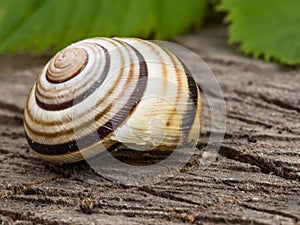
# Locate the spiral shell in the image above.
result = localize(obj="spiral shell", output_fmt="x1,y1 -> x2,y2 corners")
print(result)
24,38 -> 201,163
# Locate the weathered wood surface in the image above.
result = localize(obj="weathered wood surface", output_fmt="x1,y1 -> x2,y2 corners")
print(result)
0,25 -> 299,225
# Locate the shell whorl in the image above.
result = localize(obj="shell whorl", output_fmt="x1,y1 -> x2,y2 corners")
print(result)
47,48 -> 88,83
24,38 -> 201,163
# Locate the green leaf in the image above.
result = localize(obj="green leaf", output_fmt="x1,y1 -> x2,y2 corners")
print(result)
0,0 -> 206,53
155,0 -> 207,39
219,0 -> 300,65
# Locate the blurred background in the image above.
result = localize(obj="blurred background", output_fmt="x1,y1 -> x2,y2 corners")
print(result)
0,0 -> 299,65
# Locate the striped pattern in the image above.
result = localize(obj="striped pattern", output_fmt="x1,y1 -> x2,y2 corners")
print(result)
24,38 -> 201,163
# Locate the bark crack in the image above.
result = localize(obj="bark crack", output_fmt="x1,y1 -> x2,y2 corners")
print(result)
241,203 -> 299,223
219,146 -> 300,181
138,186 -> 200,206
259,94 -> 300,113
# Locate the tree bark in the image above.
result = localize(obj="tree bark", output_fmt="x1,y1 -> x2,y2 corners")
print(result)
0,25 -> 299,225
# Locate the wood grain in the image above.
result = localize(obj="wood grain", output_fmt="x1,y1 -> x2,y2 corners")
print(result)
0,25 -> 299,225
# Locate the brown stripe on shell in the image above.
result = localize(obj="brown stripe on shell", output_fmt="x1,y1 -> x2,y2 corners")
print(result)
25,40 -> 126,138
133,40 -> 182,142
25,39 -> 134,134
160,49 -> 183,130
32,39 -> 121,124
26,52 -> 126,138
36,44 -> 100,94
140,40 -> 169,93
46,48 -> 88,84
35,45 -> 110,111
178,59 -> 200,144
25,41 -> 148,156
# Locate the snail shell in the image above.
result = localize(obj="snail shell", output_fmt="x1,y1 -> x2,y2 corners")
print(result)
24,38 -> 201,163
